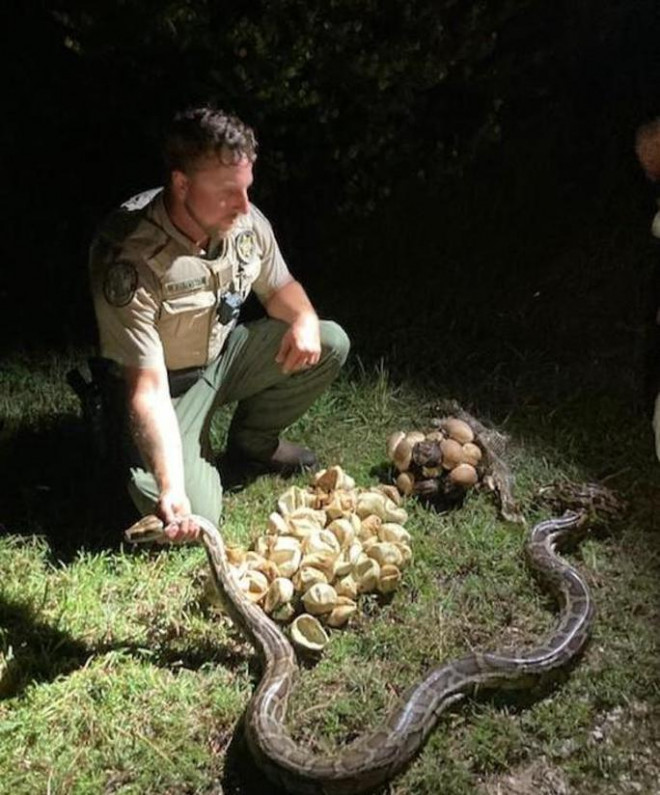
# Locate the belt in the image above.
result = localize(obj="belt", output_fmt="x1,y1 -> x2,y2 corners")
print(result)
167,365 -> 206,398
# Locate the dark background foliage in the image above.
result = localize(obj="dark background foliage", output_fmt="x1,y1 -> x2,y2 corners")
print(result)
3,0 -> 659,399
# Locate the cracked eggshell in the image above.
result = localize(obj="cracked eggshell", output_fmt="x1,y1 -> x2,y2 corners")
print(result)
264,577 -> 295,614
356,491 -> 388,519
287,507 -> 327,539
302,583 -> 338,615
361,535 -> 379,553
271,602 -> 296,623
334,541 -> 363,577
334,573 -> 359,599
254,536 -> 270,558
326,518 -> 356,548
290,614 -> 329,653
324,489 -> 358,520
277,486 -> 317,516
238,569 -> 269,603
300,551 -> 337,580
394,542 -> 413,567
378,523 -> 411,545
378,564 -> 402,593
245,551 -> 269,570
313,465 -> 355,492
357,514 -> 382,540
382,499 -> 408,524
348,512 -> 362,534
354,556 -> 381,593
376,484 -> 403,506
244,550 -> 280,581
266,536 -> 303,578
267,512 -> 290,535
225,546 -> 246,566
325,597 -> 358,627
442,418 -> 474,444
366,542 -> 403,568
293,564 -> 328,592
302,528 -> 341,557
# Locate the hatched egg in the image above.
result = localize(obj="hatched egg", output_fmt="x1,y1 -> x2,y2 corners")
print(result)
326,518 -> 356,548
290,614 -> 329,653
354,556 -> 380,593
366,542 -> 403,568
334,573 -> 359,599
302,583 -> 338,616
378,564 -> 402,594
293,564 -> 328,592
378,523 -> 411,545
263,577 -> 295,614
325,597 -> 358,627
238,569 -> 269,603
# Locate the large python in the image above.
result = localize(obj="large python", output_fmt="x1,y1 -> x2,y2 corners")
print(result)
126,510 -> 595,794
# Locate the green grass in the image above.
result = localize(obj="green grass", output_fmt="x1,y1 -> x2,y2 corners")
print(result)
1,343 -> 659,795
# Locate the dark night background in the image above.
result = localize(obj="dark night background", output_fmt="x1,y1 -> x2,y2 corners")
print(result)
2,0 -> 660,416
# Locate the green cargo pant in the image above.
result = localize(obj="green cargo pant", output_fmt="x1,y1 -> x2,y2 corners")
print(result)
128,318 -> 350,523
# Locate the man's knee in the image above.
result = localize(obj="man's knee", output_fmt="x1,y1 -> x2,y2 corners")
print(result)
320,320 -> 350,367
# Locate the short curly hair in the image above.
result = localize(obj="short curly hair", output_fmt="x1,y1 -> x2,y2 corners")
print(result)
635,118 -> 660,181
163,106 -> 258,173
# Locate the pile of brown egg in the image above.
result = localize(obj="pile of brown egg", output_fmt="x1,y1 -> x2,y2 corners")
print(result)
224,466 -> 413,654
386,418 -> 484,501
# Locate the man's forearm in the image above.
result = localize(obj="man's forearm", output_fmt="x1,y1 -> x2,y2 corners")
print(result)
129,385 -> 185,494
265,279 -> 318,325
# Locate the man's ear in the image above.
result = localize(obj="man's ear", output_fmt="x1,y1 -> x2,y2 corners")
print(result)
171,170 -> 189,199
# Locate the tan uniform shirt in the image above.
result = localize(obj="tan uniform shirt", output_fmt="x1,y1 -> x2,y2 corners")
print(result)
89,189 -> 293,371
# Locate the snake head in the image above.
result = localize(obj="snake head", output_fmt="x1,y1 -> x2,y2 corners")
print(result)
124,514 -> 167,544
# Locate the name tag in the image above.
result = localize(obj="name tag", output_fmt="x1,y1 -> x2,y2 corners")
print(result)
164,276 -> 208,295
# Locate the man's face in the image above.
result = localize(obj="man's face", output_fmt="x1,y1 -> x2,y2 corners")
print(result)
175,153 -> 254,236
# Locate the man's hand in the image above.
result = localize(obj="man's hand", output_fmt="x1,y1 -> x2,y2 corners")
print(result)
156,490 -> 200,542
265,280 -> 321,374
275,313 -> 321,374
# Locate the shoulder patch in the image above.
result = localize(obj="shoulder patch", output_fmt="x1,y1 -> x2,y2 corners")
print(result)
235,230 -> 256,264
103,262 -> 138,307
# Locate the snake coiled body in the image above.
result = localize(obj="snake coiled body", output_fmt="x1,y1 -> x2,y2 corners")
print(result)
127,511 -> 594,794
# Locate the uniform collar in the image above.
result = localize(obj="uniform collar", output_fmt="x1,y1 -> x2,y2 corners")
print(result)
148,191 -> 224,257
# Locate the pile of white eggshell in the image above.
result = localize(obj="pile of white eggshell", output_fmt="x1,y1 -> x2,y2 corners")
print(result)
224,466 -> 412,654
387,417 -> 484,500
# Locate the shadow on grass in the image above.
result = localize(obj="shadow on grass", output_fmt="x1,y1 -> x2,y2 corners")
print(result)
0,413 -> 138,560
0,595 -> 253,701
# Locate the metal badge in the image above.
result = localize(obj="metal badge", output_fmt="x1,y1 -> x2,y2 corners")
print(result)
235,230 -> 256,264
103,262 -> 138,307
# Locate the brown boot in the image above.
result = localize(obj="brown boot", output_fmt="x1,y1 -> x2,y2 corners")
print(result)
266,440 -> 319,476
223,439 -> 318,485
